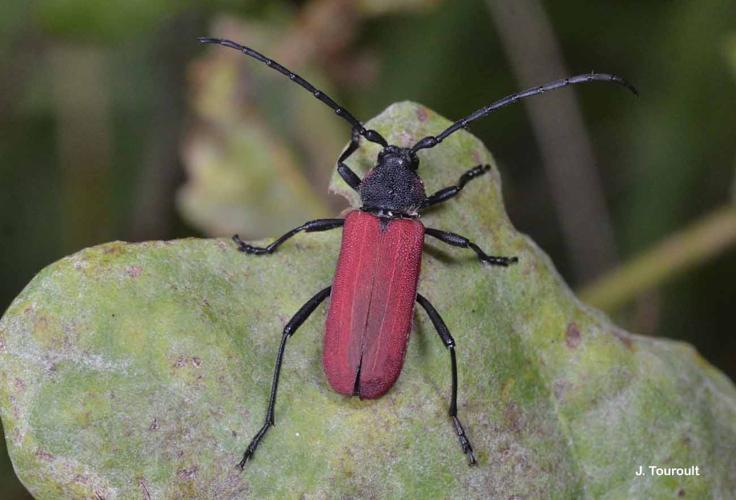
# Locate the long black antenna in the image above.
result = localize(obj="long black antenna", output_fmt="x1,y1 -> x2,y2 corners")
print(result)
198,37 -> 388,147
411,73 -> 638,153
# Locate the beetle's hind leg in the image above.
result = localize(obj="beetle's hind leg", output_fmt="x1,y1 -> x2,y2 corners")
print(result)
416,293 -> 477,465
233,219 -> 343,255
238,286 -> 331,469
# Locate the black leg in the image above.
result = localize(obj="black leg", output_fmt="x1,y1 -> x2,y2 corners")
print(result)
233,219 -> 344,255
416,293 -> 476,466
337,126 -> 363,191
425,228 -> 518,266
239,286 -> 332,469
421,164 -> 490,211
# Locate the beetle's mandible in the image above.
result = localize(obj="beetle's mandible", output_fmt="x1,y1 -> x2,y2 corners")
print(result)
198,36 -> 637,469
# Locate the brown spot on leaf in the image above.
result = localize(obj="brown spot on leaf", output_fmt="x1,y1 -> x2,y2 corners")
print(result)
35,316 -> 49,331
177,465 -> 198,480
126,265 -> 142,278
36,450 -> 54,461
149,418 -> 159,431
610,328 -> 634,350
416,106 -> 428,122
565,323 -> 581,349
73,473 -> 90,484
173,356 -> 202,369
14,378 -> 25,391
677,488 -> 685,497
553,380 -> 569,399
504,403 -> 523,434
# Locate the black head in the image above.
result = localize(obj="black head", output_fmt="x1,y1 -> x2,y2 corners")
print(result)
376,145 -> 419,170
359,146 -> 425,217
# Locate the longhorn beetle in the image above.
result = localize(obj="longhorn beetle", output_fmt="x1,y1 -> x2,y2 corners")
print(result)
198,37 -> 637,469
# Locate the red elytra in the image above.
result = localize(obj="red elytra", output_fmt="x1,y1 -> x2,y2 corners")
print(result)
323,210 -> 425,399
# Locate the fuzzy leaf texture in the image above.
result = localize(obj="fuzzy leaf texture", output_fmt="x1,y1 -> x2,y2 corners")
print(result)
1,103 -> 734,499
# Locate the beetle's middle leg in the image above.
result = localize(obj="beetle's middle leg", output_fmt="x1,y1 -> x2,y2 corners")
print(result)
421,164 -> 490,211
416,293 -> 476,465
238,286 -> 331,470
233,219 -> 344,255
425,227 -> 518,266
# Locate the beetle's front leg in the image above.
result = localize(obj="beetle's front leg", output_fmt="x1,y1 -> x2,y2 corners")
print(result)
233,219 -> 344,255
421,164 -> 490,211
425,227 -> 518,266
336,126 -> 363,191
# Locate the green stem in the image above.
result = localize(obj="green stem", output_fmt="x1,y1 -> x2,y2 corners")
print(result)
579,205 -> 736,311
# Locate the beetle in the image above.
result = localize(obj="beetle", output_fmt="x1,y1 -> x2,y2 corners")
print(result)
198,37 -> 637,469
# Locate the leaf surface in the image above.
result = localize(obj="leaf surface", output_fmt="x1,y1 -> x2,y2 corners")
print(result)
1,103 -> 734,498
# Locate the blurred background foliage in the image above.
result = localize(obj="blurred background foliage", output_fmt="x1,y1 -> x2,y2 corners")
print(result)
1,0 -> 735,496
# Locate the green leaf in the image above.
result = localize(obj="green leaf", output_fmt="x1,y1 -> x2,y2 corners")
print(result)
179,23 -> 341,238
1,103 -> 734,498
